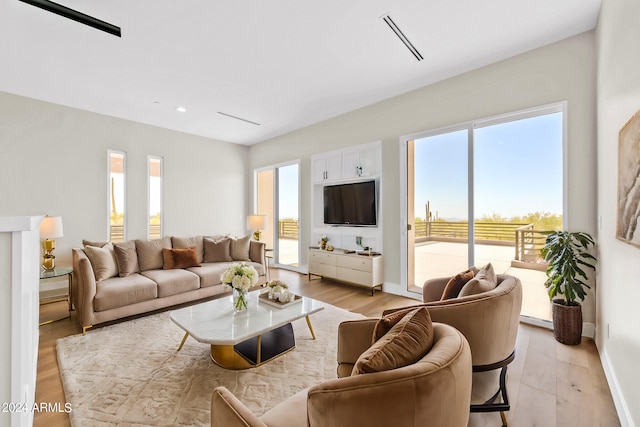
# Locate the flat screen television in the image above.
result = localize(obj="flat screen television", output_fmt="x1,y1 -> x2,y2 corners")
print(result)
323,180 -> 377,226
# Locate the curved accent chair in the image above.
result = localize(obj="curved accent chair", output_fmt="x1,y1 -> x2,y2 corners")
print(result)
385,273 -> 522,427
211,321 -> 472,427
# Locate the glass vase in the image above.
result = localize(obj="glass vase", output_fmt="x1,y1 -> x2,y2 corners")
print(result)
233,288 -> 248,313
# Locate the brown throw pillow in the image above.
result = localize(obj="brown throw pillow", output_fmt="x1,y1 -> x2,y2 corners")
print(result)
171,236 -> 204,263
162,247 -> 201,269
372,307 -> 417,342
203,237 -> 233,262
352,307 -> 434,375
113,241 -> 139,277
441,268 -> 476,300
84,243 -> 119,281
458,263 -> 497,297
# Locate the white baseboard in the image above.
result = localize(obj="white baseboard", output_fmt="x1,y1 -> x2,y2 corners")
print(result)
600,346 -> 635,427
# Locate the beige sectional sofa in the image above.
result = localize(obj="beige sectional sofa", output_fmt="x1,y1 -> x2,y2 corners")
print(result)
72,235 -> 266,333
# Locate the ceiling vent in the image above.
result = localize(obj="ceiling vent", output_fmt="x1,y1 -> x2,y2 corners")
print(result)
381,14 -> 423,61
19,0 -> 121,37
217,112 -> 261,126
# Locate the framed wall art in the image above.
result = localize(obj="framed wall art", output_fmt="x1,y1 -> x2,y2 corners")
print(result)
617,108 -> 640,247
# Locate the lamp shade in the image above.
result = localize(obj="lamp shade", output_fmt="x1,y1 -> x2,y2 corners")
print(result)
40,216 -> 64,239
247,214 -> 267,231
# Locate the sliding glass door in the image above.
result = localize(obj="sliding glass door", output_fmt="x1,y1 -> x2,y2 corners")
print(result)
404,105 -> 564,322
255,161 -> 301,271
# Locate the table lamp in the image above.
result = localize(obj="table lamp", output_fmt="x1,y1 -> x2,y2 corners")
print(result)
40,215 -> 64,271
247,214 -> 267,241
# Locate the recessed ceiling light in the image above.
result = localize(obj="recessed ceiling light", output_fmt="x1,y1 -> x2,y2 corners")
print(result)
176,106 -> 187,113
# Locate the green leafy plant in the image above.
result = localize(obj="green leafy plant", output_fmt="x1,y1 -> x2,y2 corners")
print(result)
540,231 -> 596,305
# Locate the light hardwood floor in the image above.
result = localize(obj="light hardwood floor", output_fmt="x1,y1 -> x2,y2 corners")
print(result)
35,269 -> 620,426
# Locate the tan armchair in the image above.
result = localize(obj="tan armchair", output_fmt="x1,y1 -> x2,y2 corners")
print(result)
211,321 -> 472,427
386,273 -> 522,426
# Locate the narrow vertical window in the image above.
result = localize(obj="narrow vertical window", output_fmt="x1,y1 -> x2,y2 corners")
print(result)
108,151 -> 126,242
148,156 -> 163,239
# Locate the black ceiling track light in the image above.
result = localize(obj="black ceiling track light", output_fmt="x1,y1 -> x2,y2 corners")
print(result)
19,0 -> 121,37
382,14 -> 423,61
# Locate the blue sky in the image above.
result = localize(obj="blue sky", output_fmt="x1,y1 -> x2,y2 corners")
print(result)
414,112 -> 563,220
278,163 -> 299,219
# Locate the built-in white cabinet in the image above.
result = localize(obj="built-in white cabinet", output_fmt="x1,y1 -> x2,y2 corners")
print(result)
312,151 -> 342,182
308,248 -> 383,295
312,141 -> 381,183
341,144 -> 380,179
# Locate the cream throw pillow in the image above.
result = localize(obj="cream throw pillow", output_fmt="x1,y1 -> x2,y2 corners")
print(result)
458,262 -> 497,297
84,243 -> 119,282
135,237 -> 172,271
230,236 -> 251,261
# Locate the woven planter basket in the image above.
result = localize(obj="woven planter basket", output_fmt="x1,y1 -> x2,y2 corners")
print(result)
552,299 -> 582,345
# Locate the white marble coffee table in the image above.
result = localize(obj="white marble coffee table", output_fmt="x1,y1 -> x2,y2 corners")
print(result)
170,289 -> 324,369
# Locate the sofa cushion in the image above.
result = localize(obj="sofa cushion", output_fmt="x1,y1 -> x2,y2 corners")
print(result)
94,273 -> 158,311
113,241 -> 139,277
352,307 -> 433,375
230,236 -> 251,261
459,262 -> 497,297
84,243 -> 119,282
162,247 -> 201,269
135,237 -> 172,271
260,387 -> 309,426
187,262 -> 233,288
141,269 -> 200,297
441,268 -> 476,300
171,236 -> 204,263
203,237 -> 233,263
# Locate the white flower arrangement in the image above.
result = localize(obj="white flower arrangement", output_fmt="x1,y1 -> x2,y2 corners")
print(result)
220,263 -> 259,292
265,280 -> 294,302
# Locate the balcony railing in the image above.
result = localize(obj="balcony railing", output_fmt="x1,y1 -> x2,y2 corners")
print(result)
279,220 -> 299,240
414,220 -> 529,245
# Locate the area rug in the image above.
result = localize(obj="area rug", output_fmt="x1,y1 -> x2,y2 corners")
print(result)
57,303 -> 364,426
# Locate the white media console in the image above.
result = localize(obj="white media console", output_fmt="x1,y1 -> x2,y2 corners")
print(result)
308,248 -> 383,295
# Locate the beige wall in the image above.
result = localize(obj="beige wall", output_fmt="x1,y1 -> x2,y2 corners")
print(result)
250,32 -> 597,310
597,0 -> 640,424
0,92 -> 249,269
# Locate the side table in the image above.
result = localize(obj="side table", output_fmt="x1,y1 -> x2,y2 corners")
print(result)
265,248 -> 273,281
39,267 -> 73,325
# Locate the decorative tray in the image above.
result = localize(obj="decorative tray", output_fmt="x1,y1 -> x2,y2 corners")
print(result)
259,292 -> 302,309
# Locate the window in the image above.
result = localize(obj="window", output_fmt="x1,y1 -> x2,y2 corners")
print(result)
148,156 -> 163,239
108,150 -> 126,242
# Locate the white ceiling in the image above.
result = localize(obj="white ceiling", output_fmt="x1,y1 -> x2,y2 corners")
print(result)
0,0 -> 601,145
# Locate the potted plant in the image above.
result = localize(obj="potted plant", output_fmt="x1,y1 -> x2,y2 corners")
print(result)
541,230 -> 596,345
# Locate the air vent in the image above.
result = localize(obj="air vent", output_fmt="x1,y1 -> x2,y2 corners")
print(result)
381,14 -> 423,61
217,112 -> 261,126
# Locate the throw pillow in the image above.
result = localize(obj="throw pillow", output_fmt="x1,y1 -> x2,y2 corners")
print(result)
441,268 -> 476,300
458,262 -> 497,297
113,241 -> 139,277
372,306 -> 417,342
162,247 -> 201,269
203,237 -> 233,262
352,307 -> 433,375
135,237 -> 172,271
230,235 -> 251,261
171,236 -> 204,263
84,243 -> 119,281
82,239 -> 109,248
